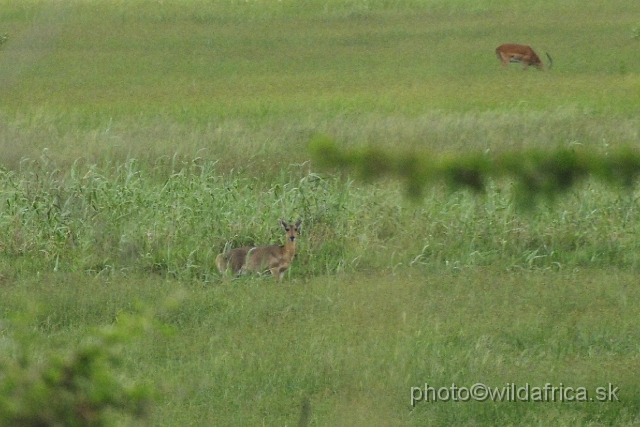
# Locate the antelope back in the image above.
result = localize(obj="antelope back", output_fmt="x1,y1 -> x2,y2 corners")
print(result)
216,247 -> 251,275
495,43 -> 545,70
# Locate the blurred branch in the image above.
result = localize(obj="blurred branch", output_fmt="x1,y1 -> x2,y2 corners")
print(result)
309,136 -> 640,207
0,313 -> 154,427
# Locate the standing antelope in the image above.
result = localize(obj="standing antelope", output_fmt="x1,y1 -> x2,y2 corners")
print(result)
216,219 -> 302,281
495,43 -> 553,70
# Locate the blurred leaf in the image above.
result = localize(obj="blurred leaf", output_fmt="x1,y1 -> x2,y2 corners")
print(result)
310,138 -> 640,207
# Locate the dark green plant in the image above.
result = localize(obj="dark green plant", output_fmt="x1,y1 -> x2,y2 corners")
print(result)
0,313 -> 153,427
309,137 -> 640,207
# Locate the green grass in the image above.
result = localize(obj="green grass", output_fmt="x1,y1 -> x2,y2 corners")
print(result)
3,268 -> 640,426
2,0 -> 640,117
1,0 -> 640,425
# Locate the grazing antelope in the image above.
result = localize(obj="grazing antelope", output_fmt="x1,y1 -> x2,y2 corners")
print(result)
495,43 -> 553,70
216,219 -> 302,281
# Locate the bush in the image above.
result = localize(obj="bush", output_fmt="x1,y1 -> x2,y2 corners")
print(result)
0,314 -> 153,427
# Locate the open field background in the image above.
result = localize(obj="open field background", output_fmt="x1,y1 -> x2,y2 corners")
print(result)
1,0 -> 640,425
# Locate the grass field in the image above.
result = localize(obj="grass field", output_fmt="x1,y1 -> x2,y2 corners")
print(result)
1,0 -> 640,425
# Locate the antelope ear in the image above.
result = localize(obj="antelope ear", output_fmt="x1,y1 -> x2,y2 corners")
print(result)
295,219 -> 302,229
280,219 -> 288,229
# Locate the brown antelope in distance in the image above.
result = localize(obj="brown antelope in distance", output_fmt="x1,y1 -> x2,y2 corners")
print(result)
495,43 -> 553,70
216,219 -> 302,281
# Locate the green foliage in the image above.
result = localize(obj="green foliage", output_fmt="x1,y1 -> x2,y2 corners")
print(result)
310,137 -> 640,207
0,313 -> 152,427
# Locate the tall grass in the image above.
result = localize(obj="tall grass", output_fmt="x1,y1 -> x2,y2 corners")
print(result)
2,158 -> 640,280
1,108 -> 638,173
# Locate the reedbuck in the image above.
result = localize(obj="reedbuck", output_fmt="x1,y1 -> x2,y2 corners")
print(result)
495,43 -> 553,70
216,219 -> 302,281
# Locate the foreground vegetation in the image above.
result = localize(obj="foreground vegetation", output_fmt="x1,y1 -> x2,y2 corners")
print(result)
4,267 -> 640,426
1,0 -> 640,425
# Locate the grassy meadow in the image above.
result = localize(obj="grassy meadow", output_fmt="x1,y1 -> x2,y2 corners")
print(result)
1,0 -> 640,425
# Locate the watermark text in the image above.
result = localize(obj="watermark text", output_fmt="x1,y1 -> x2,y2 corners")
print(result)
410,383 -> 620,406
